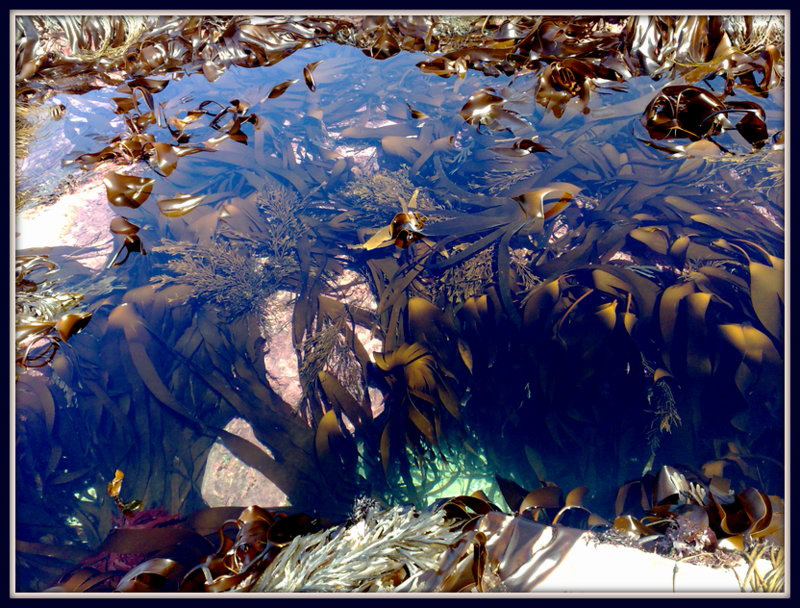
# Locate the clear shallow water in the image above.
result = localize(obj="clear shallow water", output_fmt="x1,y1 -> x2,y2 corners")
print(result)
15,37 -> 784,591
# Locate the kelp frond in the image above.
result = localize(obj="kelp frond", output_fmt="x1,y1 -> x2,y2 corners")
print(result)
33,15 -> 154,63
735,541 -> 784,592
15,255 -> 87,369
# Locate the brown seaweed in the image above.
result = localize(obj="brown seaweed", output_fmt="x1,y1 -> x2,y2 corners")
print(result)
15,14 -> 784,593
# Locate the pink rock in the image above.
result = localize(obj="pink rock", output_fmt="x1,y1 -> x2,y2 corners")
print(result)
15,162 -> 136,271
201,417 -> 289,509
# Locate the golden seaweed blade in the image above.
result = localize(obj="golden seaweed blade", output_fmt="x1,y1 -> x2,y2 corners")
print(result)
107,469 -> 124,498
351,188 -> 432,250
460,89 -> 505,126
106,469 -> 144,517
612,465 -> 783,558
390,211 -> 428,248
15,256 -> 92,369
109,216 -> 147,266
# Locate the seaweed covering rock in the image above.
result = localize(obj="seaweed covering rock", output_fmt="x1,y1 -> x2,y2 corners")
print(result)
335,166 -> 441,224
150,240 -> 284,318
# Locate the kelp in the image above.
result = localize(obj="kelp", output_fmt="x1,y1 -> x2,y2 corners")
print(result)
16,16 -> 783,107
611,465 -> 783,560
180,506 -> 321,591
334,166 -> 441,226
15,13 -> 784,593
641,84 -> 769,150
46,467 -> 779,593
15,255 -> 91,370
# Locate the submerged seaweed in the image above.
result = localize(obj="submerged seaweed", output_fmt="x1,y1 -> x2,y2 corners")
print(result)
14,13 -> 784,594
150,240 -> 283,319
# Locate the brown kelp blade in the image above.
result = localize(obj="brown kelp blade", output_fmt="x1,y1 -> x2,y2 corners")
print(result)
157,194 -> 208,217
54,312 -> 92,342
104,172 -> 155,208
303,60 -> 322,92
267,79 -> 298,99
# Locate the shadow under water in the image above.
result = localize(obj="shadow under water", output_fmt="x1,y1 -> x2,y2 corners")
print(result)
14,14 -> 784,593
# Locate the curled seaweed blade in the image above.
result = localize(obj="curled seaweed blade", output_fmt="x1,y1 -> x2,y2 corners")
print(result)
104,172 -> 155,208
535,60 -> 595,117
267,79 -> 298,99
202,60 -> 224,82
520,486 -> 562,514
654,465 -> 690,505
642,85 -> 728,140
613,515 -> 658,537
492,139 -> 551,157
157,194 -> 208,217
390,211 -> 428,248
565,486 -> 589,507
515,183 -> 580,232
110,234 -> 146,266
107,469 -> 124,499
110,216 -> 140,235
54,312 -> 91,341
495,475 -> 529,513
738,488 -> 773,536
125,77 -> 170,93
552,505 -> 596,529
152,142 -> 179,176
368,29 -> 401,60
45,568 -> 117,592
459,89 -> 505,126
352,224 -> 393,250
116,558 -> 183,592
726,100 -> 769,147
407,103 -> 429,119
303,60 -> 322,92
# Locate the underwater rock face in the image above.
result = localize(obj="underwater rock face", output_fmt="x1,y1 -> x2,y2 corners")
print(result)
16,168 -> 118,270
262,290 -> 304,407
201,417 -> 289,508
261,276 -> 384,416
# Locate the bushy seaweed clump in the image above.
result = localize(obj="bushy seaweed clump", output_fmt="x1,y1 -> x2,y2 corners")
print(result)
150,240 -> 284,319
335,166 -> 441,224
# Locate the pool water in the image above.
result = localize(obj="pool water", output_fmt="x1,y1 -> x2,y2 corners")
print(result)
14,16 -> 785,592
